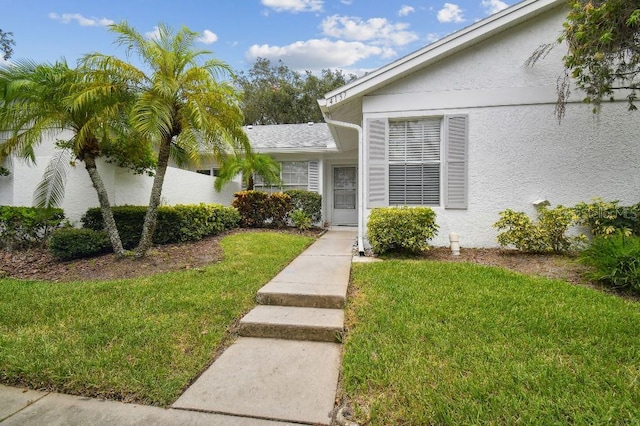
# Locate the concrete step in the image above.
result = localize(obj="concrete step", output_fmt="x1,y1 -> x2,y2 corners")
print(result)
239,305 -> 344,342
256,254 -> 351,309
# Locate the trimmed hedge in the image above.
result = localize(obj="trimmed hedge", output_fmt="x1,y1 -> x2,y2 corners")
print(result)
367,207 -> 439,255
82,204 -> 240,249
0,206 -> 65,250
48,228 -> 111,261
284,190 -> 322,223
232,191 -> 292,228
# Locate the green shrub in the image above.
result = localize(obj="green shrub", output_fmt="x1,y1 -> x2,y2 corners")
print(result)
290,209 -> 312,231
48,228 -> 111,261
232,191 -> 270,227
580,233 -> 640,293
284,190 -> 322,223
0,206 -> 65,250
573,198 -> 640,237
82,206 -> 146,249
267,192 -> 292,228
232,191 -> 292,228
82,204 -> 239,248
493,205 -> 584,253
367,207 -> 439,255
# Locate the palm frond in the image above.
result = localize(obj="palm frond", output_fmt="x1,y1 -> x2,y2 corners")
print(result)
33,149 -> 72,208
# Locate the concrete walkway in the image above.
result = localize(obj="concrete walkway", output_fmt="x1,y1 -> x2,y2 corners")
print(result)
0,229 -> 356,426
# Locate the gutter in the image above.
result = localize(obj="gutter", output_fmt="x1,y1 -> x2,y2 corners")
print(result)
323,116 -> 365,256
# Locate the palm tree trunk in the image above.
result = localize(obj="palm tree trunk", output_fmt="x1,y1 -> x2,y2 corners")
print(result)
135,136 -> 171,258
83,156 -> 126,257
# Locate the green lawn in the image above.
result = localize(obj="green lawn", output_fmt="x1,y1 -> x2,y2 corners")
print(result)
344,260 -> 640,425
0,231 -> 312,406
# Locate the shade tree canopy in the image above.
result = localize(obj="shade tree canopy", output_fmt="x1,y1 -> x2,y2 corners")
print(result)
236,58 -> 356,125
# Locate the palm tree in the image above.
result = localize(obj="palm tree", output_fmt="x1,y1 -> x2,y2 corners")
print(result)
214,151 -> 282,191
0,59 -> 141,256
85,22 -> 250,258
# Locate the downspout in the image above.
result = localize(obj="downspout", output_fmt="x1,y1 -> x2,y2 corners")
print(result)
324,116 -> 365,256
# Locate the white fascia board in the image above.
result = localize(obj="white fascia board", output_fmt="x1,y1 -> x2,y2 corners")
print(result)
318,0 -> 565,112
252,147 -> 340,155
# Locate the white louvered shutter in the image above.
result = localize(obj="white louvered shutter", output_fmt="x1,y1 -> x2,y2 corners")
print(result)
444,115 -> 468,209
367,119 -> 388,208
307,160 -> 319,193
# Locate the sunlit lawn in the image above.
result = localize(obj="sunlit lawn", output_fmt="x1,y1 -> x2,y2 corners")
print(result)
0,231 -> 313,406
344,260 -> 640,424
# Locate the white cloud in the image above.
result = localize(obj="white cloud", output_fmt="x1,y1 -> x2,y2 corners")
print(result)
246,38 -> 395,70
437,3 -> 465,23
425,33 -> 441,43
198,29 -> 218,44
398,5 -> 415,17
48,12 -> 114,27
321,15 -> 418,46
482,0 -> 508,14
261,0 -> 323,13
145,26 -> 161,40
340,0 -> 353,4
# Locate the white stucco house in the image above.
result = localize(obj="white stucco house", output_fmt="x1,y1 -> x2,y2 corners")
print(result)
315,0 -> 640,251
3,0 -> 639,249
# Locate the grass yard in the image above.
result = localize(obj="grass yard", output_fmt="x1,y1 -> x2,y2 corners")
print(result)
0,231 -> 312,406
344,260 -> 640,425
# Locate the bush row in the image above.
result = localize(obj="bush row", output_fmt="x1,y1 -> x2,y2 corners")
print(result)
232,190 -> 322,229
82,204 -> 240,248
48,203 -> 239,260
0,206 -> 65,250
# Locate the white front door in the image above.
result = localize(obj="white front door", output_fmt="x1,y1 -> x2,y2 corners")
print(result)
332,165 -> 357,225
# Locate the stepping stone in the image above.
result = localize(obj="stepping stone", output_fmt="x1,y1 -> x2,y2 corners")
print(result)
239,305 -> 344,342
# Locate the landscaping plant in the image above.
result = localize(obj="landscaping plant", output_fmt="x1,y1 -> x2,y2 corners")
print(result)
573,198 -> 640,237
580,232 -> 640,293
493,205 -> 584,253
367,206 -> 439,255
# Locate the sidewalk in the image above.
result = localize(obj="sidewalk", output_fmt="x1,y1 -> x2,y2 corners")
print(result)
0,229 -> 356,426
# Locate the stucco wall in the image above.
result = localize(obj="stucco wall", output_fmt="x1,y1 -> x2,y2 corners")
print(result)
361,5 -> 640,248
3,132 -> 240,225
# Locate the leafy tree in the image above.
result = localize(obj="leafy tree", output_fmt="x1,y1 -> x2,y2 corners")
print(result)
236,58 -> 356,125
214,151 -> 281,191
0,29 -> 15,60
0,60 -> 149,256
530,1 -> 640,118
85,22 -> 250,257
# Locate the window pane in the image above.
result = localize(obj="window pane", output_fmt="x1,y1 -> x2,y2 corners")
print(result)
388,118 -> 441,206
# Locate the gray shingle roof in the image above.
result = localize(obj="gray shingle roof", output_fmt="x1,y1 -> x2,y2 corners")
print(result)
244,122 -> 334,151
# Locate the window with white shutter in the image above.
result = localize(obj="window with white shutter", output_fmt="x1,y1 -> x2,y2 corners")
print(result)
388,118 -> 441,206
254,161 -> 315,193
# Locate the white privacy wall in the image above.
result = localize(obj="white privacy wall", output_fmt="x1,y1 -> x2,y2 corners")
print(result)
2,131 -> 240,225
361,4 -> 640,247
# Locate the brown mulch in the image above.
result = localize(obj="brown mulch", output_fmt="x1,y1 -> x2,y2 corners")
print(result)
0,228 -> 323,283
0,229 -> 605,293
424,247 -> 589,285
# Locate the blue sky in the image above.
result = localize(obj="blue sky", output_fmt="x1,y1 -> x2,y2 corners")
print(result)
1,0 -> 518,75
